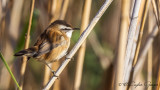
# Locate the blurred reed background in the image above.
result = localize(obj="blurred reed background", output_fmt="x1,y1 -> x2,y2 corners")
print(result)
0,0 -> 160,90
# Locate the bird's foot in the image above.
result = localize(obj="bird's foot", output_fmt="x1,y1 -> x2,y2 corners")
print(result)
51,70 -> 58,78
65,57 -> 74,61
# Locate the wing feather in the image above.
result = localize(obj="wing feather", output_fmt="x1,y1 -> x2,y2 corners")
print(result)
33,30 -> 64,57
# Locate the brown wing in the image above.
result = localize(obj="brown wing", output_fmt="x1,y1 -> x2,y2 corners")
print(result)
33,29 -> 65,57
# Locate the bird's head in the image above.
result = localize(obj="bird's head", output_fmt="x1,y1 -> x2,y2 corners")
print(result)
49,20 -> 79,38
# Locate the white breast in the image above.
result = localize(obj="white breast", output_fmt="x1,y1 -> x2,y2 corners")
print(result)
66,30 -> 73,38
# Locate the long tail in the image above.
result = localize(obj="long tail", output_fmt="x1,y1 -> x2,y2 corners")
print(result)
14,46 -> 38,57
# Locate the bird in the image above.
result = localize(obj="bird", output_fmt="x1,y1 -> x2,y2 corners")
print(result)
14,20 -> 79,74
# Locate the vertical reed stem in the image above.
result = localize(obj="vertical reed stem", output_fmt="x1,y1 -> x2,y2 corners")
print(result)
123,0 -> 142,84
59,0 -> 69,20
157,65 -> 160,90
127,0 -> 151,89
147,7 -> 153,90
19,0 -> 35,89
74,0 -> 92,90
132,0 -> 151,66
0,0 -> 24,89
114,0 -> 129,89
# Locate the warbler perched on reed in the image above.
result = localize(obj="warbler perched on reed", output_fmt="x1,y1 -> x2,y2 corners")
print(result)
14,20 -> 79,73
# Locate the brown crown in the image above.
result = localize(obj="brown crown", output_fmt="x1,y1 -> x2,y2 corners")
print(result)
50,20 -> 72,27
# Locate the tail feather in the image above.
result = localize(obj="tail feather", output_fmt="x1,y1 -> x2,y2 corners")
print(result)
14,50 -> 28,56
14,46 -> 38,57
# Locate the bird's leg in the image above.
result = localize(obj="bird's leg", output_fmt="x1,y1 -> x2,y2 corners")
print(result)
43,62 -> 58,77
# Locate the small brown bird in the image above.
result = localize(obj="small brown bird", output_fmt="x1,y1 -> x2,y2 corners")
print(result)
14,20 -> 79,73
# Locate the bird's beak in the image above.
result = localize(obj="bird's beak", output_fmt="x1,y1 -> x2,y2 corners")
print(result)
73,28 -> 80,30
